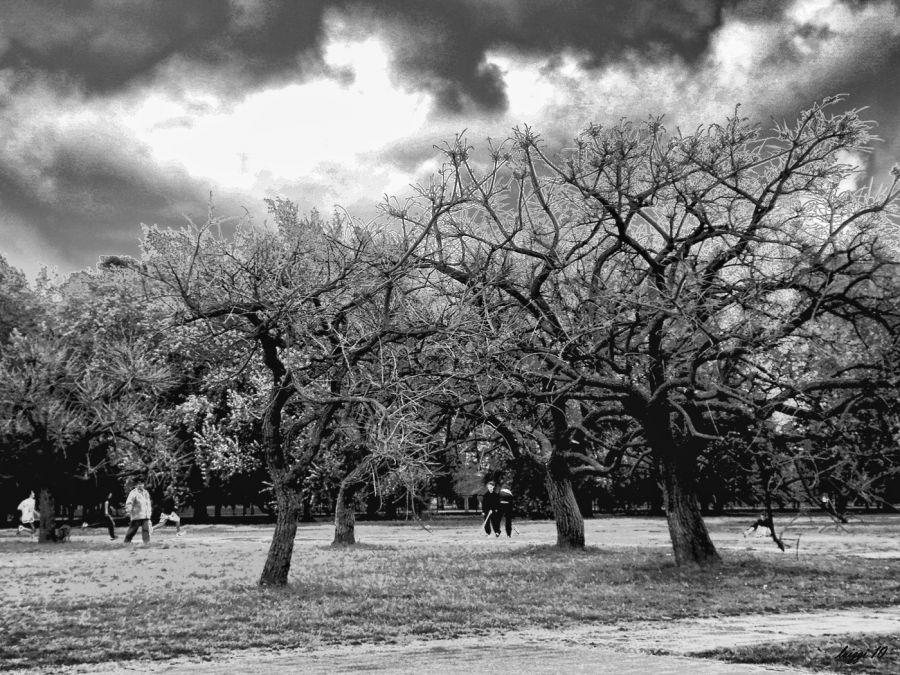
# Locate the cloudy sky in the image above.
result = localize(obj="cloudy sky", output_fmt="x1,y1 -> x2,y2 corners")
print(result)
2,0 -> 900,278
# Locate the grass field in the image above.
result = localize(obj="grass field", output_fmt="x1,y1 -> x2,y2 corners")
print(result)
3,514 -> 899,672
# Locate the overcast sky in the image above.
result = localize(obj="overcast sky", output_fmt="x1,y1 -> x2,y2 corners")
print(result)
2,0 -> 900,278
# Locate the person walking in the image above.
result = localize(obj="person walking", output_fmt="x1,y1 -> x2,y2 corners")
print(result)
123,478 -> 152,545
153,494 -> 183,536
16,490 -> 39,537
482,481 -> 502,536
103,492 -> 118,541
80,492 -> 119,540
499,486 -> 515,537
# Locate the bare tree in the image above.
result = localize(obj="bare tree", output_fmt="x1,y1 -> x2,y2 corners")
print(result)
393,97 -> 900,565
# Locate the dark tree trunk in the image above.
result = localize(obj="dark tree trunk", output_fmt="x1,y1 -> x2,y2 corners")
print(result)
756,453 -> 786,551
545,454 -> 585,548
660,452 -> 720,566
332,481 -> 358,546
641,406 -> 720,567
259,481 -> 302,586
38,487 -> 55,543
257,352 -> 302,587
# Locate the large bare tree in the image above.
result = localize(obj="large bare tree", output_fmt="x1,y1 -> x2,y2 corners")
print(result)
393,97 -> 900,564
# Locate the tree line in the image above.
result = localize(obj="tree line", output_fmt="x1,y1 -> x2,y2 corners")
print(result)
2,97 -> 899,584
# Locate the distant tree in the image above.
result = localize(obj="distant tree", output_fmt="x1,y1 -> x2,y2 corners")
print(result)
0,267 -> 176,540
0,254 -> 44,347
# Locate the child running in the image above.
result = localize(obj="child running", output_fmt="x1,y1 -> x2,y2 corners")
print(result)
153,494 -> 183,536
16,490 -> 39,537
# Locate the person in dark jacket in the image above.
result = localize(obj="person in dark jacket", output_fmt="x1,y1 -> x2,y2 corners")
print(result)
482,481 -> 502,536
498,487 -> 514,537
80,491 -> 119,540
104,492 -> 118,540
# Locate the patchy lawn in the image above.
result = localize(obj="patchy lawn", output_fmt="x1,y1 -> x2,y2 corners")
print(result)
3,516 -> 900,670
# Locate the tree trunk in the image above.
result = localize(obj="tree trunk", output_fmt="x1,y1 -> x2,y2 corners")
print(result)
660,452 -> 720,566
756,453 -> 786,551
259,482 -> 301,586
38,487 -> 55,543
545,455 -> 585,548
332,481 -> 357,546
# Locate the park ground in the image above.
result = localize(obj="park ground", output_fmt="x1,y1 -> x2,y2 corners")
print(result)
3,513 -> 900,673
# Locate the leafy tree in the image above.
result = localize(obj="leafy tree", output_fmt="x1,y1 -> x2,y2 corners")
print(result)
0,254 -> 44,347
132,201 -> 459,584
0,267 -> 176,540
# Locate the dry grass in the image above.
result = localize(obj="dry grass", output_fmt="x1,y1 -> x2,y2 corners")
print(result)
3,516 -> 900,670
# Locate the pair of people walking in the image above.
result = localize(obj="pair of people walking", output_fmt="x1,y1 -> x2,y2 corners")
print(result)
481,480 -> 515,537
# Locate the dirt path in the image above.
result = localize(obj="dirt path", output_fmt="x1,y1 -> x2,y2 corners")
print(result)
35,605 -> 900,674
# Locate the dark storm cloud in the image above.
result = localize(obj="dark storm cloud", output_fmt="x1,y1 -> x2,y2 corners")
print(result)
0,0 -> 758,114
341,0 -> 729,113
0,0 -> 332,96
2,0 -> 895,113
0,126 -> 239,270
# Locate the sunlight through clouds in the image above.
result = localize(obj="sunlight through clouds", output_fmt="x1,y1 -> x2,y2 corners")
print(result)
124,35 -> 430,193
2,0 -> 900,277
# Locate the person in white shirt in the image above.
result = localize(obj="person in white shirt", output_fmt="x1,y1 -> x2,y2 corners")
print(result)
123,478 -> 152,544
16,490 -> 39,537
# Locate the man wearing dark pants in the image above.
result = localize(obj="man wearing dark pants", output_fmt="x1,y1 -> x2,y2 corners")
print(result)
104,492 -> 118,540
482,481 -> 501,536
499,487 -> 514,537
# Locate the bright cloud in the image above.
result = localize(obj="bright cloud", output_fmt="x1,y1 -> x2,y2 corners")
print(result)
123,35 -> 431,196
